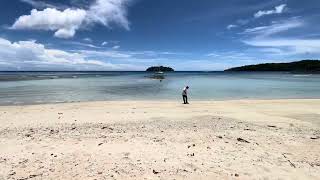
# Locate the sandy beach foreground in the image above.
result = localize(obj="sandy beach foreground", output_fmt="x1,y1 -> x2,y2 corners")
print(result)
0,100 -> 319,179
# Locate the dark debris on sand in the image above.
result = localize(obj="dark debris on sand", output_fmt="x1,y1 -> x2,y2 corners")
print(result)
237,138 -> 250,143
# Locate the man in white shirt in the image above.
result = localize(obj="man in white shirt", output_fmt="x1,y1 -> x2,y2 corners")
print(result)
182,86 -> 189,104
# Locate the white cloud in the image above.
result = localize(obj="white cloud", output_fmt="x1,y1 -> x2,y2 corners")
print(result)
206,51 -> 256,61
206,53 -> 220,57
75,49 -> 179,59
54,28 -> 77,39
242,18 -> 303,38
257,48 -> 285,54
227,24 -> 238,30
0,37 -> 131,70
1,39 -> 170,67
227,4 -> 287,29
67,41 -> 101,49
11,0 -> 131,38
83,38 -> 93,42
244,39 -> 320,55
113,45 -> 120,49
0,37 -> 192,71
101,41 -> 108,46
242,18 -> 320,56
87,0 -> 130,30
12,8 -> 87,39
77,50 -> 132,58
20,0 -> 58,9
254,4 -> 287,18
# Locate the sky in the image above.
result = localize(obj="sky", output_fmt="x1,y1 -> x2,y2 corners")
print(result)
0,0 -> 319,71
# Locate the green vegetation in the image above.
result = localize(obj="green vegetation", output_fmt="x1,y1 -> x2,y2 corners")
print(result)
146,66 -> 174,72
225,60 -> 320,72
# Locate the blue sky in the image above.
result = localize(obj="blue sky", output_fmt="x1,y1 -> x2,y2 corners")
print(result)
0,0 -> 319,71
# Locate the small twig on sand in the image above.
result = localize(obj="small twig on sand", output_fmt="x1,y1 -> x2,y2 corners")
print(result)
310,136 -> 320,140
282,153 -> 296,168
267,125 -> 277,128
237,138 -> 250,143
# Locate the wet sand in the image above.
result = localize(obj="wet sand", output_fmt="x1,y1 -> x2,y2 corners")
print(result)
0,99 -> 319,179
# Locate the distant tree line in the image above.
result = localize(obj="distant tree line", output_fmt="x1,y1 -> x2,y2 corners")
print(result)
146,66 -> 174,72
225,60 -> 320,72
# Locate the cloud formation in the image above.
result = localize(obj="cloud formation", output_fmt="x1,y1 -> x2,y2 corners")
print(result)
0,37 -> 120,70
11,0 -> 131,38
254,4 -> 287,18
226,24 -> 238,30
245,39 -> 320,55
83,38 -> 93,42
112,45 -> 120,49
87,0 -> 130,30
0,37 -> 182,71
78,50 -> 132,59
242,18 -> 303,37
206,51 -> 256,62
67,41 -> 101,49
20,0 -> 61,9
242,18 -> 320,56
227,4 -> 288,30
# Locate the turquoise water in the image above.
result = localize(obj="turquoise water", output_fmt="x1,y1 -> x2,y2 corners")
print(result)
0,72 -> 320,105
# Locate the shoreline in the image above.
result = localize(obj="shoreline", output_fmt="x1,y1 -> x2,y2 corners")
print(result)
0,99 -> 319,179
2,97 -> 320,107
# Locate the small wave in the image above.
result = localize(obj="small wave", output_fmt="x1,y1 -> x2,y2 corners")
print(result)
36,75 -> 59,79
293,74 -> 312,77
13,101 -> 23,105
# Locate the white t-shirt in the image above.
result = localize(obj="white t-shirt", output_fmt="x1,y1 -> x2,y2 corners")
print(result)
182,87 -> 187,96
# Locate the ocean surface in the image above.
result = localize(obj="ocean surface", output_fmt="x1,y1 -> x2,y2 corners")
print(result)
0,71 -> 320,105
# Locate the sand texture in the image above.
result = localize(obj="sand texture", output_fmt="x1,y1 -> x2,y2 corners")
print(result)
0,99 -> 319,179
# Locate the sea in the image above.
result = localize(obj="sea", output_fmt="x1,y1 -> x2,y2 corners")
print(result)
0,71 -> 320,105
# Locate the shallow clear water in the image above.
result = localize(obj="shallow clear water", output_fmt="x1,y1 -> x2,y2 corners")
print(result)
0,71 -> 320,105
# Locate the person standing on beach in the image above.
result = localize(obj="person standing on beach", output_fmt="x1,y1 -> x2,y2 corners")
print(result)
182,86 -> 189,104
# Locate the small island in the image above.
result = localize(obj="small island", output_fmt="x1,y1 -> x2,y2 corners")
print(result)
146,66 -> 174,72
225,60 -> 320,72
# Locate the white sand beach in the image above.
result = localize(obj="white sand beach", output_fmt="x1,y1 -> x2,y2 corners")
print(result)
0,99 -> 319,179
